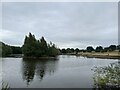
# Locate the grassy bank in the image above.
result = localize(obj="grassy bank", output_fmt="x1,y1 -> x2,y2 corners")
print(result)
78,51 -> 120,59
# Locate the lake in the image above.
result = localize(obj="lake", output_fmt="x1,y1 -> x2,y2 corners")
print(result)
2,55 -> 119,88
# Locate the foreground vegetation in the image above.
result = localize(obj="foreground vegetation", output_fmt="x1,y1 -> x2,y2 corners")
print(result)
1,81 -> 10,90
92,62 -> 120,89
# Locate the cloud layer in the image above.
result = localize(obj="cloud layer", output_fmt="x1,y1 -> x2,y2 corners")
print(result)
1,2 -> 118,49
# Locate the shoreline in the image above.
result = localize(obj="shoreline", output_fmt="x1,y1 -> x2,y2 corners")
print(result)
77,51 -> 120,59
22,55 -> 59,60
2,52 -> 120,59
23,56 -> 57,59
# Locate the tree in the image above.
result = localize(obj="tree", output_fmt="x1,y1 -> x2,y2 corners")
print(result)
22,33 -> 59,57
117,45 -> 120,52
79,49 -> 86,52
48,43 -> 59,57
75,48 -> 79,54
86,46 -> 94,52
102,47 -> 109,52
11,46 -> 22,54
95,46 -> 103,52
22,32 -> 38,56
0,41 -> 23,57
108,45 -> 116,51
66,48 -> 72,53
39,37 -> 48,56
61,49 -> 66,53
70,48 -> 74,53
1,42 -> 12,57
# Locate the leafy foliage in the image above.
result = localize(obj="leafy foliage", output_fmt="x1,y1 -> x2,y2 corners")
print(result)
60,48 -> 80,54
61,49 -> 67,54
0,42 -> 22,57
108,45 -> 117,51
117,45 -> 120,51
92,62 -> 120,89
1,81 -> 10,90
86,46 -> 94,52
11,46 -> 22,54
1,42 -> 12,57
75,48 -> 79,54
95,46 -> 103,52
22,33 -> 59,57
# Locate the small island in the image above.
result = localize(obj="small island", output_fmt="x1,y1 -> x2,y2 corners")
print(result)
22,33 -> 60,58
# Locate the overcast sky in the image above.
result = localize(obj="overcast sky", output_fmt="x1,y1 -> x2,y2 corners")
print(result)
1,2 -> 118,49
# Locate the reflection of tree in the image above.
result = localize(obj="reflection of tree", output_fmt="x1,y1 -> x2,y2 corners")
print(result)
22,57 -> 58,86
22,58 -> 36,85
35,58 -> 59,80
35,60 -> 46,80
92,62 -> 120,89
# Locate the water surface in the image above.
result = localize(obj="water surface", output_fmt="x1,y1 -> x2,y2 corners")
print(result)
2,55 -> 118,88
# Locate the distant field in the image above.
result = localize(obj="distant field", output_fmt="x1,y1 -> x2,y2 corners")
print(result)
78,51 -> 120,59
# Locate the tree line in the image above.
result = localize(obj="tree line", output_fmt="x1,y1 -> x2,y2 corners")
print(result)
60,45 -> 120,54
0,42 -> 22,57
1,43 -> 120,57
1,32 -> 120,57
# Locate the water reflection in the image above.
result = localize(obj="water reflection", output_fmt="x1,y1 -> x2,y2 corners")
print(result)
92,62 -> 120,89
22,57 -> 59,86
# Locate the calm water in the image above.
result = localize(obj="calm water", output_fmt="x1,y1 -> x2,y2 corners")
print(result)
2,55 -> 118,88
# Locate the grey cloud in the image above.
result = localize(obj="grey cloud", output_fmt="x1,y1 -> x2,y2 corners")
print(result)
1,2 -> 118,48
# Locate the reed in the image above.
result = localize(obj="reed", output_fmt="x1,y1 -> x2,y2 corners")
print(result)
1,81 -> 10,90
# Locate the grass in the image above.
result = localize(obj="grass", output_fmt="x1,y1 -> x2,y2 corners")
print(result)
79,51 -> 120,59
1,81 -> 10,90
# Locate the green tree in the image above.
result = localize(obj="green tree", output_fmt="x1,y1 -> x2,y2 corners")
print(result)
22,33 -> 59,57
39,37 -> 48,56
70,48 -> 74,53
102,47 -> 109,52
1,42 -> 12,57
79,49 -> 86,52
48,43 -> 59,57
117,45 -> 120,52
11,46 -> 22,54
22,33 -> 38,56
108,45 -> 116,51
86,46 -> 94,52
66,48 -> 72,53
95,46 -> 103,52
61,49 -> 66,53
75,48 -> 79,54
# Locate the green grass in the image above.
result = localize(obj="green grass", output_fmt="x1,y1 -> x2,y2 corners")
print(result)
1,81 -> 10,90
